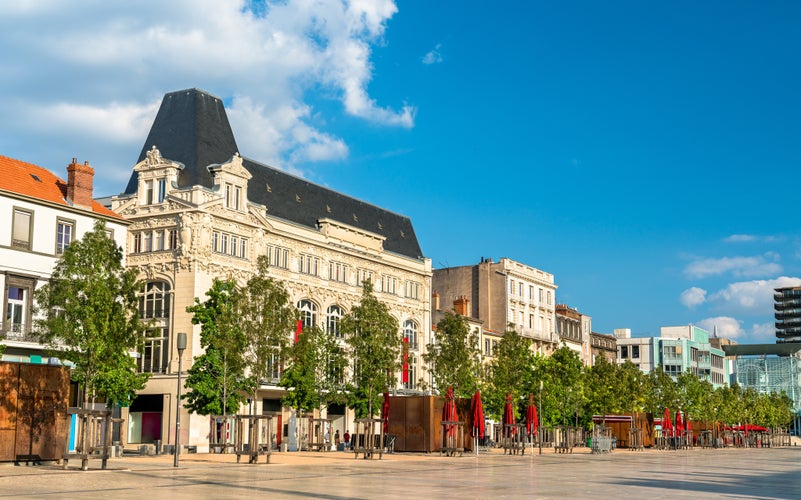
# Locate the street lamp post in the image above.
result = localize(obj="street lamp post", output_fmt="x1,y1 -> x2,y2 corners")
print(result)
174,332 -> 187,468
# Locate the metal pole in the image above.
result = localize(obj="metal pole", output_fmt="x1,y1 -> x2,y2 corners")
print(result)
174,332 -> 187,468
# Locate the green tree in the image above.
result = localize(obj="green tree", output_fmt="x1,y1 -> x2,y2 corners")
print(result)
183,278 -> 249,416
535,346 -> 584,426
618,361 -> 647,417
281,325 -> 347,413
238,256 -> 298,406
35,220 -> 149,407
341,282 -> 400,418
583,354 -> 620,424
424,311 -> 482,398
485,328 -> 535,420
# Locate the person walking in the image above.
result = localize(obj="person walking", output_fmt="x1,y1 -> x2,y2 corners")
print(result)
335,430 -> 341,448
344,429 -> 351,450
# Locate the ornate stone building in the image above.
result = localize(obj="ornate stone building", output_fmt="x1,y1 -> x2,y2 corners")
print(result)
556,304 -> 592,365
112,89 -> 431,451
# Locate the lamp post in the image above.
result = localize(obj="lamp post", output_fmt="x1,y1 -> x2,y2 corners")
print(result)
538,380 -> 543,455
174,332 -> 187,468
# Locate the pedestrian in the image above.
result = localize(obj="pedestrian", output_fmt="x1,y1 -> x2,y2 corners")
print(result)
344,429 -> 350,450
335,430 -> 341,448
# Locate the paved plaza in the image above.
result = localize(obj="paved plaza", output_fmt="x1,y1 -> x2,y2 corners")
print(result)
1,446 -> 799,499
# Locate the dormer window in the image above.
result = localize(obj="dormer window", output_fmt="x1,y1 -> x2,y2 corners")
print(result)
144,179 -> 166,205
224,183 -> 243,210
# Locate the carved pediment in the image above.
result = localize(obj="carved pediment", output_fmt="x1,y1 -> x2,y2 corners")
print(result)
133,146 -> 185,173
208,153 -> 252,181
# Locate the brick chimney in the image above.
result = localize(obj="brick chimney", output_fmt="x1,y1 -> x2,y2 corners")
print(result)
454,295 -> 469,316
67,158 -> 95,209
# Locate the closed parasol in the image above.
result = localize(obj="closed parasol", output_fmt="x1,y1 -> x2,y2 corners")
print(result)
443,386 -> 458,437
525,394 -> 538,436
663,408 -> 673,437
381,392 -> 390,434
471,390 -> 485,439
503,393 -> 516,436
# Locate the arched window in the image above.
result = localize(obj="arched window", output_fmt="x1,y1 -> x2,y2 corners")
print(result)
327,305 -> 343,338
403,320 -> 418,350
138,281 -> 171,373
140,281 -> 171,319
297,299 -> 317,328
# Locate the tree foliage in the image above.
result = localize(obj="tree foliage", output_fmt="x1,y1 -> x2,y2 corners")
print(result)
35,220 -> 149,406
238,256 -> 297,403
341,282 -> 400,418
183,278 -> 250,416
280,325 -> 347,413
485,328 -> 535,420
424,312 -> 482,398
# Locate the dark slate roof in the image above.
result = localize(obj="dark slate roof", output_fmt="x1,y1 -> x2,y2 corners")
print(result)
124,88 -> 424,260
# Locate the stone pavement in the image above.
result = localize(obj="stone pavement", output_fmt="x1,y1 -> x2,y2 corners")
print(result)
1,446 -> 799,499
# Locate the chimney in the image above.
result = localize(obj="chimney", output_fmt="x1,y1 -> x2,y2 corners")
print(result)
454,295 -> 469,316
432,292 -> 440,311
67,158 -> 95,209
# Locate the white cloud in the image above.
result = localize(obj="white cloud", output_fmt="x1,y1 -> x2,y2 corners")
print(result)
723,234 -> 757,243
749,322 -> 775,341
683,254 -> 782,279
680,287 -> 707,308
422,43 -> 443,64
707,276 -> 801,315
696,316 -> 744,339
0,0 -> 411,191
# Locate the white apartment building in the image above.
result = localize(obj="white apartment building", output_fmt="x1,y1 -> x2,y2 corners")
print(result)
1,155 -> 128,364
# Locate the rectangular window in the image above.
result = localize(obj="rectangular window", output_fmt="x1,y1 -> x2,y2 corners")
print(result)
220,234 -> 228,254
234,186 -> 242,211
405,281 -> 420,300
509,279 -> 514,294
230,235 -> 238,256
519,282 -> 523,296
143,231 -> 153,252
621,346 -> 628,359
169,229 -> 178,250
212,231 -> 220,253
6,286 -> 27,335
240,238 -> 247,259
539,288 -> 543,303
267,245 -> 289,268
547,291 -> 552,305
11,209 -> 32,250
529,286 -> 533,300
484,339 -> 491,356
225,184 -> 232,208
133,233 -> 142,253
157,179 -> 166,203
56,219 -> 74,254
357,269 -> 374,287
382,275 -> 397,294
155,230 -> 165,251
632,345 -> 640,358
145,180 -> 154,205
300,254 -> 319,276
329,262 -> 348,283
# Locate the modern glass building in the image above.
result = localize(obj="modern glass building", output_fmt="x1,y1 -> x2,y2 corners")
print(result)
775,286 -> 801,343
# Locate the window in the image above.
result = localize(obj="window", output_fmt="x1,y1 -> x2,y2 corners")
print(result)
382,275 -> 397,294
529,286 -> 533,300
509,279 -> 514,294
327,305 -> 343,338
145,180 -> 154,205
211,231 -> 247,258
538,288 -> 543,303
547,291 -> 552,305
298,300 -> 317,328
234,186 -> 241,211
357,269 -> 374,287
157,179 -> 166,203
403,354 -> 417,390
300,254 -> 319,276
140,282 -> 171,319
133,233 -> 142,253
11,209 -> 32,250
403,320 -> 418,349
143,231 -> 153,252
240,238 -> 247,259
155,230 -> 165,251
56,219 -> 74,254
519,282 -> 523,296
267,245 -> 289,269
224,184 -> 232,208
329,262 -> 348,283
220,234 -> 228,254
632,345 -> 640,359
169,229 -> 178,250
139,327 -> 168,373
620,346 -> 628,359
405,281 -> 420,300
5,286 -> 28,336
484,339 -> 491,356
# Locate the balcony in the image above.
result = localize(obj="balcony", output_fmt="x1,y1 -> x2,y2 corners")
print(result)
2,324 -> 42,343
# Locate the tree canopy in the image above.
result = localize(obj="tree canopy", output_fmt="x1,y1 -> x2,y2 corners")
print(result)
424,311 -> 482,398
35,220 -> 149,406
341,282 -> 400,418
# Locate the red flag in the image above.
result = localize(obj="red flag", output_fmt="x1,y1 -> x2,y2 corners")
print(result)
402,338 -> 409,383
295,320 -> 303,343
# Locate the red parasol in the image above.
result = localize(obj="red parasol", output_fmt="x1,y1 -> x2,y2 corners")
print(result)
663,408 -> 673,437
675,410 -> 685,434
294,320 -> 303,343
503,393 -> 516,436
471,391 -> 485,439
525,394 -> 538,436
381,392 -> 390,434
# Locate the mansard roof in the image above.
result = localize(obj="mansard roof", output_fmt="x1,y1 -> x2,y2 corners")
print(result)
0,155 -> 121,219
125,88 -> 424,259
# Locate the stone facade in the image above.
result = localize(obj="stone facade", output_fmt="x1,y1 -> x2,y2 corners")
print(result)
111,90 -> 431,452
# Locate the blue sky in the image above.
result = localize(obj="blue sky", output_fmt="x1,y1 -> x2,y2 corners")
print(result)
1,1 -> 799,343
